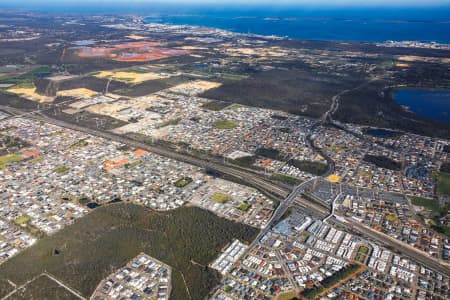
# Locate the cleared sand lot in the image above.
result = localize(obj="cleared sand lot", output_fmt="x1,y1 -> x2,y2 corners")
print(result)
6,87 -> 54,103
94,70 -> 173,84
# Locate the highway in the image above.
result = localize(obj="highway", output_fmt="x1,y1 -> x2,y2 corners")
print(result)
2,104 -> 449,278
246,178 -> 321,250
0,105 -> 291,201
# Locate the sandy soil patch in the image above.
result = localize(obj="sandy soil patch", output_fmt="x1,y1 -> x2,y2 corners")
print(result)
57,88 -> 98,99
223,46 -> 286,57
7,87 -> 54,103
327,174 -> 342,183
62,108 -> 81,115
46,75 -> 79,82
126,35 -> 148,40
95,70 -> 172,84
179,46 -> 209,50
86,102 -> 130,118
398,55 -> 450,63
167,80 -> 222,96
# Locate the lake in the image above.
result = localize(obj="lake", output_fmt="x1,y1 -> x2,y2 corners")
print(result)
365,128 -> 399,138
394,89 -> 450,123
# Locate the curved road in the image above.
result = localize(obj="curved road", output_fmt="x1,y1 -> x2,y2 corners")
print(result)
2,97 -> 449,277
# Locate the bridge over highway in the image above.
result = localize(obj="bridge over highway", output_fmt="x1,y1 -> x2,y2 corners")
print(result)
1,105 -> 449,277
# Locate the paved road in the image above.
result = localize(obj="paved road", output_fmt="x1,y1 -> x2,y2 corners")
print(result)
246,178 -> 325,250
0,106 -> 292,200
2,102 -> 449,278
327,216 -> 450,277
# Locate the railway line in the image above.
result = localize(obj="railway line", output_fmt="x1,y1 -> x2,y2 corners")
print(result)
1,104 -> 449,278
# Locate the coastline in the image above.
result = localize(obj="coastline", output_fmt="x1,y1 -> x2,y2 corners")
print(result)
142,13 -> 450,44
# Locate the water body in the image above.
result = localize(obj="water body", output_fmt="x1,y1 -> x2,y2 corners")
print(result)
87,202 -> 100,209
394,89 -> 450,123
1,2 -> 449,43
365,129 -> 398,138
144,11 -> 450,43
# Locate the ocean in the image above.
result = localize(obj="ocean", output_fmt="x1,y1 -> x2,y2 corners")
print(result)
1,3 -> 450,43
143,7 -> 450,43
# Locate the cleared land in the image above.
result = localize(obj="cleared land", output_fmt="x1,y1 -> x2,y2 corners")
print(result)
0,203 -> 258,300
94,70 -> 172,84
6,87 -> 54,103
56,88 -> 98,99
411,196 -> 441,214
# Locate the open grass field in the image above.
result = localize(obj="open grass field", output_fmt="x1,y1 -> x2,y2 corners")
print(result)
385,214 -> 398,222
0,204 -> 258,300
277,290 -> 298,300
214,120 -> 237,129
201,100 -> 231,111
330,145 -> 348,152
174,177 -> 193,188
238,202 -> 251,212
53,165 -> 70,174
0,153 -> 24,169
354,245 -> 371,263
69,139 -> 89,149
14,215 -> 31,225
211,193 -> 231,203
436,172 -> 450,196
411,196 -> 441,214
